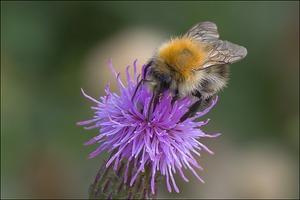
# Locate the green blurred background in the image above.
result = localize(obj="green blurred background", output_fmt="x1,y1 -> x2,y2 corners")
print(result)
1,1 -> 299,199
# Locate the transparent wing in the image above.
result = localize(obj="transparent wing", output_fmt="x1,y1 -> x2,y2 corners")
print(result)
201,40 -> 248,68
184,21 -> 220,43
185,21 -> 247,68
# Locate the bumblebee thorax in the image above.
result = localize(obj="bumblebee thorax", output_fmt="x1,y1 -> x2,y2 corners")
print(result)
158,37 -> 207,80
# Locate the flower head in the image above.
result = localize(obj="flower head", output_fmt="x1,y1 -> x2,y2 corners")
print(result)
77,59 -> 220,194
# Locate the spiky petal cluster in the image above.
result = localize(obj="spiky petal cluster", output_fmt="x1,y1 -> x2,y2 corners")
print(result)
77,59 -> 220,194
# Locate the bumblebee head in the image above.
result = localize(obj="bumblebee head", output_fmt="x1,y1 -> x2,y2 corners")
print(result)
131,61 -> 173,122
145,63 -> 174,121
148,69 -> 172,94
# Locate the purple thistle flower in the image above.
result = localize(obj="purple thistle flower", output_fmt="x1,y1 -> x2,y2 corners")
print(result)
77,59 -> 221,194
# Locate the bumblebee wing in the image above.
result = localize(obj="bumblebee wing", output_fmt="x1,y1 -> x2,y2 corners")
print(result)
184,21 -> 220,43
185,21 -> 247,69
201,40 -> 247,69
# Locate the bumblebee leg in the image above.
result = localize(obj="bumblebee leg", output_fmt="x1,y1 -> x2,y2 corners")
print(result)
147,93 -> 155,122
179,99 -> 202,123
202,96 -> 213,108
179,95 -> 214,123
171,89 -> 179,107
152,92 -> 161,112
179,89 -> 212,123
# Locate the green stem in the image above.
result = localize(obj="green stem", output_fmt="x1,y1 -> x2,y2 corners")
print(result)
89,157 -> 160,199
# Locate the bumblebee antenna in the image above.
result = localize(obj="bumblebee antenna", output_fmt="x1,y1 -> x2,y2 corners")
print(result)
131,79 -> 143,101
142,61 -> 153,79
131,61 -> 153,101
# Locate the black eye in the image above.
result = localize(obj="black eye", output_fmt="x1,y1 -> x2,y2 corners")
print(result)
161,76 -> 171,88
152,71 -> 171,88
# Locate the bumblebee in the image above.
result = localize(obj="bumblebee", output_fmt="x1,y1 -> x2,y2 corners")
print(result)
133,21 -> 247,122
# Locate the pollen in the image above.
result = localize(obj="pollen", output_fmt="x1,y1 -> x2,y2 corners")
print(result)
158,37 -> 207,80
